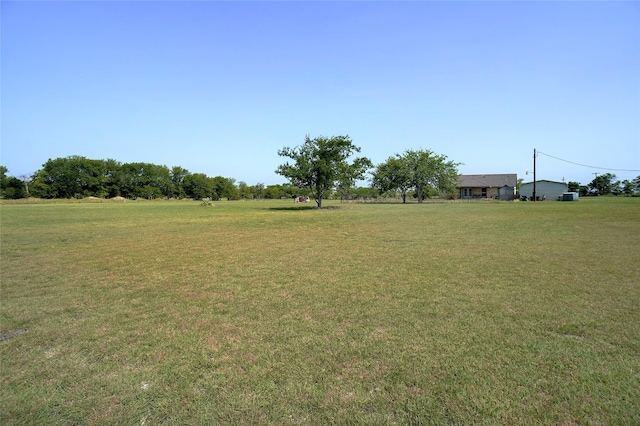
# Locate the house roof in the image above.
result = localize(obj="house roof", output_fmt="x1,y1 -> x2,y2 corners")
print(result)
520,180 -> 567,186
457,174 -> 517,188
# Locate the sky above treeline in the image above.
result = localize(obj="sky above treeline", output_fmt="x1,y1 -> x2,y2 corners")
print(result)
2,1 -> 639,186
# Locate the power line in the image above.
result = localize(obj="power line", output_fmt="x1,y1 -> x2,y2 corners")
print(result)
537,151 -> 640,172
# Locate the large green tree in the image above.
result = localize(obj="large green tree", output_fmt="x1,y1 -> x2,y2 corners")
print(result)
31,156 -> 107,198
276,135 -> 372,208
0,166 -> 28,199
372,149 -> 460,203
405,149 -> 460,203
567,181 -> 581,193
588,173 -> 618,196
251,183 -> 265,200
371,155 -> 413,203
213,176 -> 239,200
183,173 -> 216,200
120,162 -> 173,199
237,181 -> 251,199
619,179 -> 634,195
170,166 -> 191,199
103,159 -> 124,198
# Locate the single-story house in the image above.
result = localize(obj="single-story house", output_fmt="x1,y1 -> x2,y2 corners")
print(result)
456,174 -> 517,201
519,180 -> 568,201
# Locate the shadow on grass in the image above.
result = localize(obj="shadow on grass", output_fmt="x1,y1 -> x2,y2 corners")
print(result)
267,206 -> 344,211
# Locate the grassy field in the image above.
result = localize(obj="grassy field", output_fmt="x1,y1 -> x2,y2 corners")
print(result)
1,197 -> 639,424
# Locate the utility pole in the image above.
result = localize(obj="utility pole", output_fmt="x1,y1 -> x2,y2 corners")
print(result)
533,148 -> 537,202
593,172 -> 598,195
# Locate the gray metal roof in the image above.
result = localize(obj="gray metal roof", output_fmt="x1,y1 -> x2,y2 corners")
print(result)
457,174 -> 517,188
520,179 -> 567,185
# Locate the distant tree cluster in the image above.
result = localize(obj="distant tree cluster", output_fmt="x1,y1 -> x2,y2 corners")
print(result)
0,166 -> 29,199
568,173 -> 640,197
0,157 -> 297,201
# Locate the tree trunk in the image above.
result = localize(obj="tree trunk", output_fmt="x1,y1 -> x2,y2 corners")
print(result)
314,184 -> 323,208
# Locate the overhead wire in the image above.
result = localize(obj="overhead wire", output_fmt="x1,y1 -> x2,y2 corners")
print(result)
536,151 -> 640,172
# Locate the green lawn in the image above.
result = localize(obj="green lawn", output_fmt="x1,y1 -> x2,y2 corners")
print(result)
1,197 -> 639,424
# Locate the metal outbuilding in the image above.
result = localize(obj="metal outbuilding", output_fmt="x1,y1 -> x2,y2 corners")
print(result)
519,180 -> 568,201
562,192 -> 579,201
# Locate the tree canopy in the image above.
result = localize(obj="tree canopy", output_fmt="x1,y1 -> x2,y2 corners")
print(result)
12,156 -> 242,200
276,135 -> 372,208
0,166 -> 28,199
1,155 -> 367,201
372,149 -> 460,203
587,173 -> 618,196
371,155 -> 412,203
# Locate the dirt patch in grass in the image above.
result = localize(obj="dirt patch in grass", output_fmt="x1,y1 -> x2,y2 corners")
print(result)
0,328 -> 26,342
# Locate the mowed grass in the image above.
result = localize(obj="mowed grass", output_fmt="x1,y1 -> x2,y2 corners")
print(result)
1,197 -> 639,424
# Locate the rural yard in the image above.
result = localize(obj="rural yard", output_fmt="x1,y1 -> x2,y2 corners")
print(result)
1,197 -> 639,424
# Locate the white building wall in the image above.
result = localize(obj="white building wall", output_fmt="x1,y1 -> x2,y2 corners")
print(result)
520,181 -> 568,200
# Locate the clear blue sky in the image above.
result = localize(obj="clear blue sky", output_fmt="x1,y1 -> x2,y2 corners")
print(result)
2,1 -> 639,186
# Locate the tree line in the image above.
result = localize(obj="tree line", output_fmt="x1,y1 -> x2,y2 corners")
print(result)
0,157 -> 291,201
0,136 -> 463,206
566,173 -> 640,197
2,136 -> 638,203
